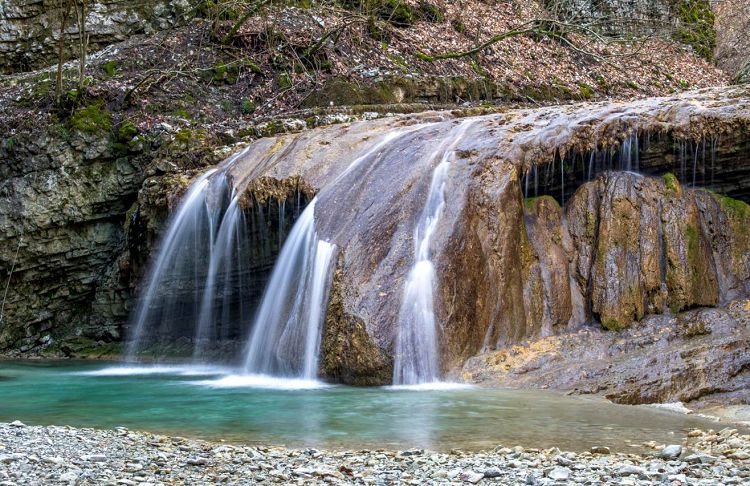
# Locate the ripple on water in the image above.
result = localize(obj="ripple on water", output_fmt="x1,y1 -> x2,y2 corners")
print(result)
190,374 -> 332,390
73,364 -> 232,377
385,382 -> 474,391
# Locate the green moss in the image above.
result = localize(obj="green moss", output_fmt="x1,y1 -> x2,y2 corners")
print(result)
213,63 -> 229,82
172,108 -> 190,118
101,60 -> 118,76
578,82 -> 595,99
712,193 -> 750,264
663,172 -> 681,194
626,80 -> 639,90
669,301 -> 681,314
241,98 -> 256,114
237,126 -> 255,138
586,212 -> 597,240
244,60 -> 263,75
378,0 -> 418,27
673,0 -> 716,60
302,77 -> 411,107
414,51 -> 434,62
418,1 -> 444,22
128,134 -> 147,152
123,203 -> 138,235
523,195 -> 559,215
278,72 -> 292,90
602,317 -> 624,331
117,120 -> 138,141
685,224 -> 699,265
714,193 -> 750,220
68,103 -> 112,134
451,19 -> 466,34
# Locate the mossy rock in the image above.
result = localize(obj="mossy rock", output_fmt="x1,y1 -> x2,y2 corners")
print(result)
524,195 -> 560,215
101,60 -> 118,76
68,103 -> 113,134
601,317 -> 626,332
117,120 -> 138,141
578,83 -> 595,100
241,98 -> 256,114
302,77 -> 415,107
663,172 -> 681,195
672,0 -> 716,60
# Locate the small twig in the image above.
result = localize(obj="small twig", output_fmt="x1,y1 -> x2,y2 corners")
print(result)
0,234 -> 23,326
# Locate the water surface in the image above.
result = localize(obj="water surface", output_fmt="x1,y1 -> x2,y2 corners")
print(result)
0,361 -> 721,452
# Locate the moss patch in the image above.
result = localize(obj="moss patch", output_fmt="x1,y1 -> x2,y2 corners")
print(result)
523,195 -> 559,215
663,172 -> 681,195
68,103 -> 113,134
672,0 -> 716,60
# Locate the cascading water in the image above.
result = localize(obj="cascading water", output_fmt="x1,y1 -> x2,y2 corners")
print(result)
193,193 -> 242,358
242,199 -> 335,380
128,169 -> 214,358
393,121 -> 474,385
126,169 -> 251,361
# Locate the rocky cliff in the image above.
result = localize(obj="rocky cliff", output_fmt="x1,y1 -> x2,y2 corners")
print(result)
0,0 -> 192,73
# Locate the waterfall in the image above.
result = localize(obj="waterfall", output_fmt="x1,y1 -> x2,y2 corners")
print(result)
393,121 -> 474,385
193,194 -> 242,359
242,199 -> 336,379
126,169 -> 248,360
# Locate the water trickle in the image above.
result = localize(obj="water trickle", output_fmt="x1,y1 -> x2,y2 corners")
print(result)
242,199 -> 336,380
393,121 -> 474,385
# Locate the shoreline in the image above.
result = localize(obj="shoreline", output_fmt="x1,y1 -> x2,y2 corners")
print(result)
1,422 -> 749,484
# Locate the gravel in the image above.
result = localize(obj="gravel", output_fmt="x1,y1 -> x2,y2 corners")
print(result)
1,422 -> 749,485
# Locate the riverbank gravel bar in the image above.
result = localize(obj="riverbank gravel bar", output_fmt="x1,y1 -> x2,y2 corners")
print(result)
1,422 -> 750,485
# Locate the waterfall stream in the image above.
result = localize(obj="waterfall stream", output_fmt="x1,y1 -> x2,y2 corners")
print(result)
393,121 -> 474,385
242,199 -> 336,379
126,169 -> 224,360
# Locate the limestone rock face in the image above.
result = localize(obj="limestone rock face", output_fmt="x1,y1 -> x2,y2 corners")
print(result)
462,299 -> 750,407
565,172 -> 749,331
0,0 -> 192,73
0,129 -> 143,351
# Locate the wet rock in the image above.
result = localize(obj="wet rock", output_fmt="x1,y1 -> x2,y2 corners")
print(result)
659,444 -> 682,459
547,466 -> 571,480
8,421 -> 25,428
591,446 -> 611,454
